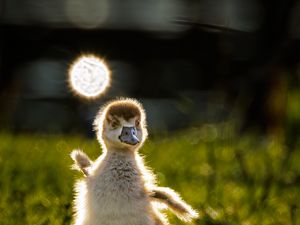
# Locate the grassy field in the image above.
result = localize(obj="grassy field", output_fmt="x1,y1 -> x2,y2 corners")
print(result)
0,128 -> 299,225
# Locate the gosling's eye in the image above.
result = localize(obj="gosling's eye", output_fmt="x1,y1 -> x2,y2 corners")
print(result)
111,120 -> 120,129
135,120 -> 140,127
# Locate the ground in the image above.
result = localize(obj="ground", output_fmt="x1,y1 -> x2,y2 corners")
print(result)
0,128 -> 299,225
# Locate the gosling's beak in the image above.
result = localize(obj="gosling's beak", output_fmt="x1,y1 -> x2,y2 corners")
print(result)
119,126 -> 140,145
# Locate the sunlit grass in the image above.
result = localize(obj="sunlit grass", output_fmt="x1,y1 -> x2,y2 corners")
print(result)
0,130 -> 299,225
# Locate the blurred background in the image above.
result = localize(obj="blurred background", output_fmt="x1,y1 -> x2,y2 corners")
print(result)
0,0 -> 300,225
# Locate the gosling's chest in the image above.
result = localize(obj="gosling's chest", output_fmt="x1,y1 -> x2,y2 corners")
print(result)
90,158 -> 147,201
87,159 -> 152,225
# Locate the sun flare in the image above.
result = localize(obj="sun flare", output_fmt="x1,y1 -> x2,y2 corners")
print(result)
68,55 -> 110,99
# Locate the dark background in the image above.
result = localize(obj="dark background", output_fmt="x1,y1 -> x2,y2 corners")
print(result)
0,0 -> 299,140
0,1 -> 300,224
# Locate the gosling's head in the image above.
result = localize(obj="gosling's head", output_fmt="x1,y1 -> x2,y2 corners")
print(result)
94,98 -> 148,151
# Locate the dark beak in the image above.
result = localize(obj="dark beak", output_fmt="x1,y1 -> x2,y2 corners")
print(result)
119,126 -> 140,145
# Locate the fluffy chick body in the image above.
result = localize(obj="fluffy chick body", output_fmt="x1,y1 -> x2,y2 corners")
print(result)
74,151 -> 162,225
72,98 -> 197,225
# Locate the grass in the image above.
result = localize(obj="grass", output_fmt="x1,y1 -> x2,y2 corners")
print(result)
0,127 -> 299,225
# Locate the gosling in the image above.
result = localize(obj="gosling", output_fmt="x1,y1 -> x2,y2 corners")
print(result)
71,98 -> 198,225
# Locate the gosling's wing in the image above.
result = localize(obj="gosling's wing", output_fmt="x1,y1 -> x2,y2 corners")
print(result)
70,149 -> 93,176
150,187 -> 198,222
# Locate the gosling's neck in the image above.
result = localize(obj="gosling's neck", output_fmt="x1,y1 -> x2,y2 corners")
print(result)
101,148 -> 140,173
101,142 -> 140,155
106,148 -> 136,157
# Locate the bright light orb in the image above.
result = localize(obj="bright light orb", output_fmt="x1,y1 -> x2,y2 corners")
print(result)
69,55 -> 110,99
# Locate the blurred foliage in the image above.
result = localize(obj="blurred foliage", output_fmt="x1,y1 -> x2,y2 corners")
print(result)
0,128 -> 299,225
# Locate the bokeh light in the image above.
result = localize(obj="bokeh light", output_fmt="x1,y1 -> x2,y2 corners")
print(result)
68,55 -> 110,99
